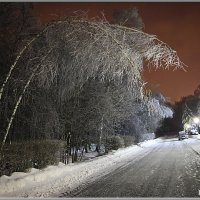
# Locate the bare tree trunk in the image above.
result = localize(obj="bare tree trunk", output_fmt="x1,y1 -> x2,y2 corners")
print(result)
0,49 -> 52,159
97,116 -> 104,153
84,144 -> 88,153
72,145 -> 78,163
80,146 -> 84,161
74,146 -> 78,163
71,147 -> 75,163
0,72 -> 34,158
66,132 -> 71,164
63,149 -> 66,164
105,133 -> 109,154
71,133 -> 75,163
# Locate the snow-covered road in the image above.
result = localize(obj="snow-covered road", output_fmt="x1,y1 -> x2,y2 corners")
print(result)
1,137 -> 200,197
64,137 -> 200,197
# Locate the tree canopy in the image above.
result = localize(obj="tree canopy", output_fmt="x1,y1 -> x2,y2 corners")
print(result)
0,13 -> 184,154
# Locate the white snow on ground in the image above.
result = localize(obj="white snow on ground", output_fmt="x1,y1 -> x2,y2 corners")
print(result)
0,139 -> 161,198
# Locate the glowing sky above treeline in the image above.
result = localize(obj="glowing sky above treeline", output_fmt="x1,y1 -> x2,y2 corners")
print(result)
33,2 -> 200,102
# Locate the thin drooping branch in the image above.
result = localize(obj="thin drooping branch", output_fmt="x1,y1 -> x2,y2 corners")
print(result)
0,49 -> 53,157
71,19 -> 186,69
0,19 -> 73,102
0,29 -> 47,101
0,16 -> 185,102
0,72 -> 34,156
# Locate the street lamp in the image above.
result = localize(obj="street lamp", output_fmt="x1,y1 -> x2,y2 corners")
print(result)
185,123 -> 191,129
193,117 -> 200,124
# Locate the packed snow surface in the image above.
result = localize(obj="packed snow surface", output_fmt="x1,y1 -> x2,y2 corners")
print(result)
0,139 -> 160,197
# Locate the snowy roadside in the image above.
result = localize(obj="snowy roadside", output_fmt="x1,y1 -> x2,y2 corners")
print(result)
0,138 -> 161,197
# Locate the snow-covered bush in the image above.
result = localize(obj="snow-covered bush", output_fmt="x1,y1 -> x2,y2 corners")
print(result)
139,133 -> 155,142
0,140 -> 61,176
106,135 -> 125,151
122,135 -> 136,147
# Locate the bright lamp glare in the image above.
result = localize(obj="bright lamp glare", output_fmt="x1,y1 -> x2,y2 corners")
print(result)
193,117 -> 200,124
185,124 -> 191,129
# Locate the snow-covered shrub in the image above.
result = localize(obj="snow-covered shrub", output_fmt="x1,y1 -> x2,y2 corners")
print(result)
0,140 -> 61,177
0,142 -> 32,176
106,135 -> 125,151
122,135 -> 136,147
139,133 -> 155,142
31,140 -> 61,169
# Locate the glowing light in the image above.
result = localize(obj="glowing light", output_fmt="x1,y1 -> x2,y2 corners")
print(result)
185,124 -> 191,129
193,117 -> 200,124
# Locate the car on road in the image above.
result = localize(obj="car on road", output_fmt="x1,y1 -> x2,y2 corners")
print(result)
188,129 -> 199,135
178,131 -> 188,140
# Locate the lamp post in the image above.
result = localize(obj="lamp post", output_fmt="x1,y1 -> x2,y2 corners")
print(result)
193,117 -> 200,133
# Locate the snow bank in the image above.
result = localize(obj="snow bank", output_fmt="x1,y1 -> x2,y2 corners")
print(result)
0,139 -> 159,197
138,137 -> 162,148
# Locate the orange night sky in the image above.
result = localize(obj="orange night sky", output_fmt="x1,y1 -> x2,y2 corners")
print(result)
33,2 -> 200,102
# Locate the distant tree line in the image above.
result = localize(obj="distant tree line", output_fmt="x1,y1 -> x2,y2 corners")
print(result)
157,85 -> 200,136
